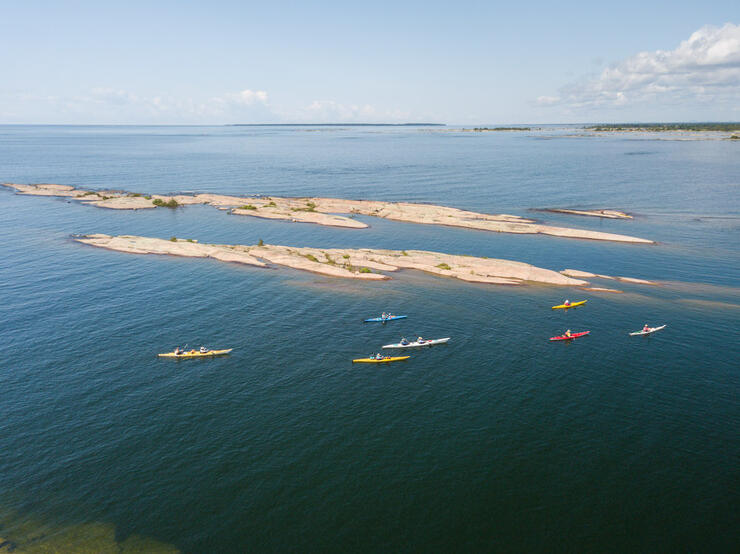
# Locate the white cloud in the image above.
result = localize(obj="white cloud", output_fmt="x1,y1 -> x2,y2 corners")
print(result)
211,89 -> 269,109
289,100 -> 410,123
0,87 -> 415,124
0,87 -> 277,124
202,89 -> 274,121
236,89 -> 269,104
535,95 -> 560,106
89,87 -> 140,105
538,23 -> 740,111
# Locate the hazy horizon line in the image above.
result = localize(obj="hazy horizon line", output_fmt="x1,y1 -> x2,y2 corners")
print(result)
0,121 -> 738,127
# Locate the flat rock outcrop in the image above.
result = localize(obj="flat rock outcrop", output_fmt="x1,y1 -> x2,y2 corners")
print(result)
3,183 -> 654,243
75,234 -> 591,287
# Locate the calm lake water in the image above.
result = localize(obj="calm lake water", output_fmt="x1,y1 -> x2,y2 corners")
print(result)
0,125 -> 738,552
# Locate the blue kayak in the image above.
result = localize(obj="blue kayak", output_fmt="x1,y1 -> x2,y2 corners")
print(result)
363,315 -> 408,323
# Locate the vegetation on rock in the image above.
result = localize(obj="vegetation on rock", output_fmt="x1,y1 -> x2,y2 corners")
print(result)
153,198 -> 179,208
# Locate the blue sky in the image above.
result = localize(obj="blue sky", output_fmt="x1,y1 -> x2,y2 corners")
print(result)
1,0 -> 738,124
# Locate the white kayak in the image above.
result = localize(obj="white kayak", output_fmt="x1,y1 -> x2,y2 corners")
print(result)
629,324 -> 667,336
382,337 -> 450,349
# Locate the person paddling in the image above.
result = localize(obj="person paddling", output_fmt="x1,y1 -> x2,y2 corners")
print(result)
564,329 -> 572,338
199,346 -> 208,353
174,346 -> 182,356
643,324 -> 650,333
563,299 -> 571,307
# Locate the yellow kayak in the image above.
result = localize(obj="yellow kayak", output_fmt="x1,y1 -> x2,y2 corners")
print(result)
352,356 -> 410,364
552,300 -> 587,310
158,348 -> 233,358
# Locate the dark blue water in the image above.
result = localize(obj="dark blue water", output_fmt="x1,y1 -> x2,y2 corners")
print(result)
1,126 -> 738,552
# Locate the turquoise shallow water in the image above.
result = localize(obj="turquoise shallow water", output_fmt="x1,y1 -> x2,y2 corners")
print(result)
0,126 -> 738,552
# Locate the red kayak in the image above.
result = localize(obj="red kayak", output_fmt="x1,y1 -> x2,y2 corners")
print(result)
550,331 -> 590,341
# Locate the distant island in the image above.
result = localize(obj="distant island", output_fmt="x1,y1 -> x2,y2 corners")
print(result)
586,122 -> 740,132
228,123 -> 446,127
464,127 -> 533,131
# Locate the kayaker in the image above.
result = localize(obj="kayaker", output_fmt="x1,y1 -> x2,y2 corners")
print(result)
174,346 -> 182,355
381,312 -> 388,319
565,329 -> 572,338
417,336 -> 424,342
199,346 -> 208,353
400,337 -> 409,345
374,353 -> 384,360
564,299 -> 571,306
643,324 -> 650,333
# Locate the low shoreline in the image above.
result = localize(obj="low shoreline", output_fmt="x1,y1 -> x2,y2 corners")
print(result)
3,183 -> 654,244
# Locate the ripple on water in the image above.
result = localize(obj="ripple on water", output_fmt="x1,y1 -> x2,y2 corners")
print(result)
0,126 -> 738,552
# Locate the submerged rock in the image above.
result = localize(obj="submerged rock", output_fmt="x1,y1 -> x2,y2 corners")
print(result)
561,269 -> 658,286
541,208 -> 633,219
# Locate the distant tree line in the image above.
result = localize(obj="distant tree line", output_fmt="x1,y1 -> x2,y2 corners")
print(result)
470,127 -> 532,131
587,123 -> 740,132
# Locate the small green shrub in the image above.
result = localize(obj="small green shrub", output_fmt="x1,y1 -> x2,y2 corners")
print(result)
402,250 -> 408,256
305,254 -> 319,263
144,195 -> 152,200
153,198 -> 179,208
266,201 -> 277,207
292,201 -> 318,212
82,191 -> 96,196
169,236 -> 177,242
359,267 -> 372,273
127,193 -> 142,197
186,239 -> 194,243
342,254 -> 350,259
258,238 -> 264,246
239,204 -> 258,210
436,263 -> 451,270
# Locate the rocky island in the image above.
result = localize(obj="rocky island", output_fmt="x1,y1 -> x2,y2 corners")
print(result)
586,123 -> 740,133
75,234 -> 594,286
4,183 -> 654,243
584,123 -> 740,141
